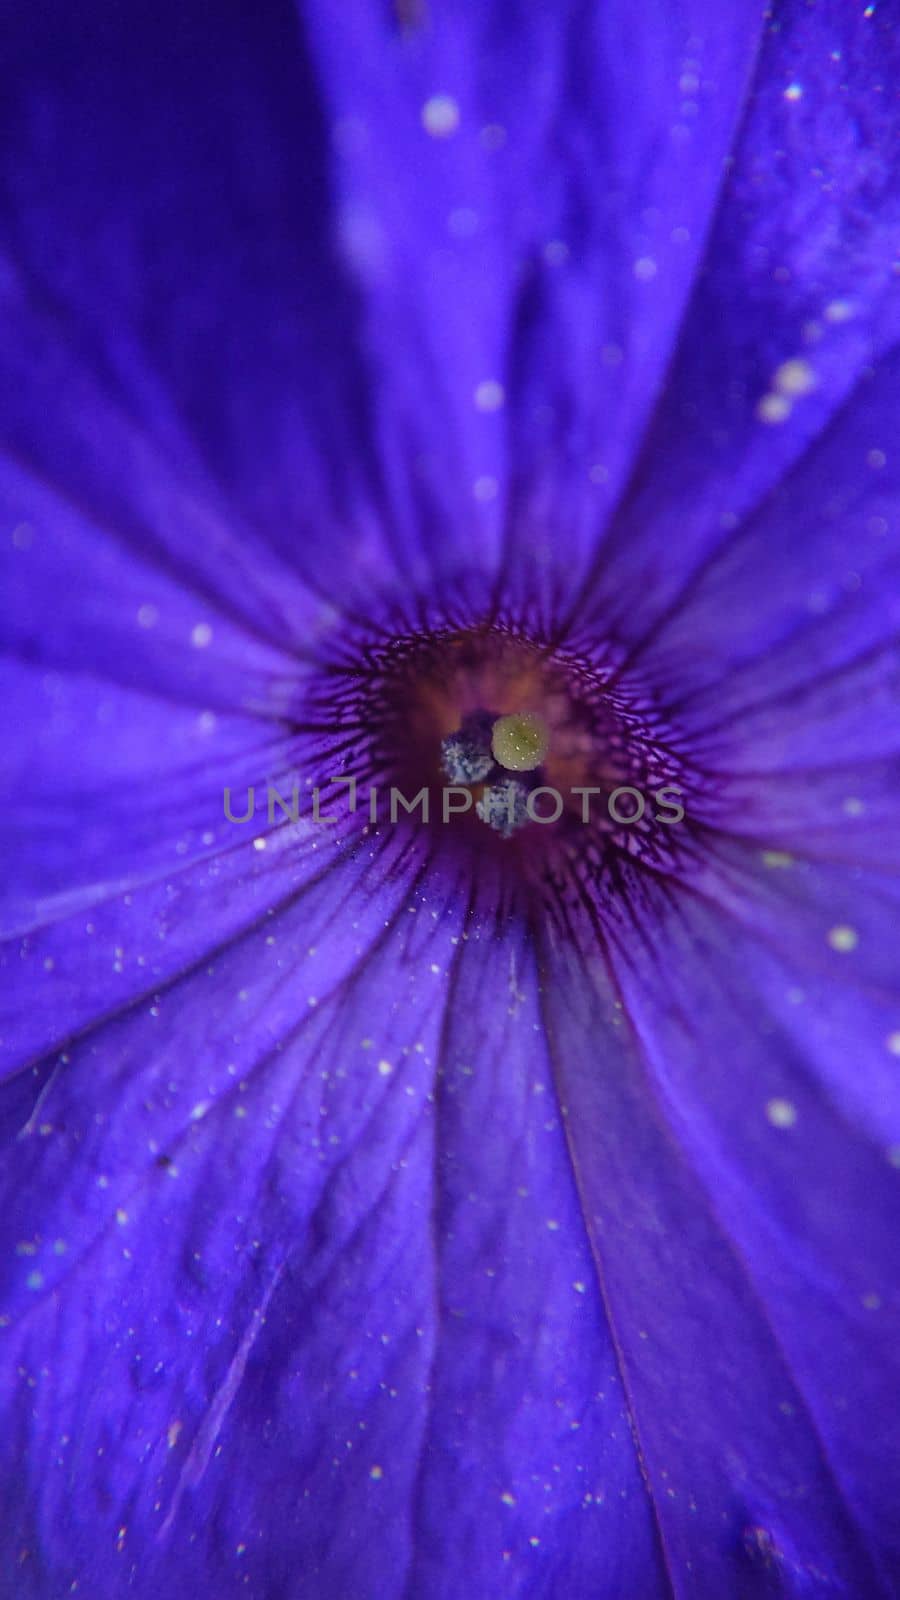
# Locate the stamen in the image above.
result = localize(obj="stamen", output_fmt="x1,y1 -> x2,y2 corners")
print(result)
440,710 -> 495,783
476,778 -> 531,837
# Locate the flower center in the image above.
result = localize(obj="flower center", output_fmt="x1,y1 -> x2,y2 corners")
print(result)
439,708 -> 550,839
303,618 -> 696,892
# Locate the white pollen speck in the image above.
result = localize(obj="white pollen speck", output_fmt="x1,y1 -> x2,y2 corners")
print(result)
191,622 -> 213,648
773,357 -> 816,397
842,796 -> 865,817
828,924 -> 858,953
137,604 -> 158,629
369,1465 -> 383,1480
447,207 -> 478,237
474,379 -> 505,412
762,850 -> 793,869
473,475 -> 499,502
757,392 -> 792,424
784,82 -> 804,101
543,239 -> 569,265
377,1060 -> 393,1077
422,95 -> 460,138
633,256 -> 658,282
500,1491 -> 517,1507
480,122 -> 507,150
115,1208 -> 129,1226
26,1270 -> 44,1290
573,1281 -> 586,1295
825,298 -> 855,323
885,1032 -> 900,1056
546,1218 -> 560,1232
766,1098 -> 797,1129
253,837 -> 267,851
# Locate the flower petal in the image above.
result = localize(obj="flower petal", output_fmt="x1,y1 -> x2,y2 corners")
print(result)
2,856 -> 669,1597
1,0 -> 407,608
303,0 -> 763,591
536,857 -> 900,1595
621,343 -> 900,751
573,3 -> 900,632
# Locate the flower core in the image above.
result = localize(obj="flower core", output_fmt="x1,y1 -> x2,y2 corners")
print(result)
306,618 -> 697,895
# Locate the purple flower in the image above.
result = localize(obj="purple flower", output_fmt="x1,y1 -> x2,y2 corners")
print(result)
2,2 -> 900,1596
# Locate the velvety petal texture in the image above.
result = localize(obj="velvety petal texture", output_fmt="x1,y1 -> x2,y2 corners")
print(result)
2,2 -> 899,1598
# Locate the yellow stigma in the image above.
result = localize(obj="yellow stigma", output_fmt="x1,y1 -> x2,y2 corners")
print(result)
491,711 -> 549,772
